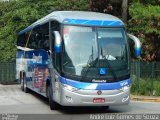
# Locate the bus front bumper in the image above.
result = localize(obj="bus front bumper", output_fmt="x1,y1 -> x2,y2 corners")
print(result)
57,86 -> 130,106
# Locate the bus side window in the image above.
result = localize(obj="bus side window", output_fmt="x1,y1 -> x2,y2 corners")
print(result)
51,21 -> 61,71
27,30 -> 37,49
35,23 -> 49,51
17,33 -> 27,48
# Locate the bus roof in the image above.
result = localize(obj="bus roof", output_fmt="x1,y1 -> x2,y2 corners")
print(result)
18,11 -> 124,35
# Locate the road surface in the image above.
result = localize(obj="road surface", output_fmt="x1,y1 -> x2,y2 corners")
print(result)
0,84 -> 160,115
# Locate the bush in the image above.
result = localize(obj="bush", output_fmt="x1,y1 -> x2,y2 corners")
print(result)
131,77 -> 160,96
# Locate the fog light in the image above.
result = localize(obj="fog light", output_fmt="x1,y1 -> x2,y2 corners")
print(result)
65,96 -> 73,102
122,96 -> 129,102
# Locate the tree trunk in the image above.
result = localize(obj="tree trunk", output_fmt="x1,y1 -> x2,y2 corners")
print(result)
122,0 -> 128,23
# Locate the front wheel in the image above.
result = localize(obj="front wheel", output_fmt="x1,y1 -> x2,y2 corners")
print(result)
101,106 -> 109,109
48,85 -> 60,110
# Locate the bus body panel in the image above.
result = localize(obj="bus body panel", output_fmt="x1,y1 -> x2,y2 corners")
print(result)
49,76 -> 131,106
17,49 -> 50,96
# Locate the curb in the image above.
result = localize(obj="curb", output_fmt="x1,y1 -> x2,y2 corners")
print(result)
131,95 -> 160,102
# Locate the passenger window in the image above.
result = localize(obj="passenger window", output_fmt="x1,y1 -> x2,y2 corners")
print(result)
33,23 -> 49,50
17,33 -> 28,48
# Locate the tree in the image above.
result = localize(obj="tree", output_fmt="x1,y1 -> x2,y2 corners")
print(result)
0,0 -> 88,62
128,1 -> 160,61
122,0 -> 128,23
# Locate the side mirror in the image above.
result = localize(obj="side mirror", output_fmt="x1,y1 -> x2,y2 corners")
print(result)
54,31 -> 62,53
127,34 -> 141,58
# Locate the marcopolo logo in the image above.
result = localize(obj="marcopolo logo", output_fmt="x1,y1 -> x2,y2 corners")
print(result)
92,79 -> 107,83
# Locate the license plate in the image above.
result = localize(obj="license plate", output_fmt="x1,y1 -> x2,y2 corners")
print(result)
93,98 -> 105,103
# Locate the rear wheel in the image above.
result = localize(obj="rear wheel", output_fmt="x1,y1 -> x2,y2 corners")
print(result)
20,72 -> 29,93
20,73 -> 24,91
48,85 -> 60,110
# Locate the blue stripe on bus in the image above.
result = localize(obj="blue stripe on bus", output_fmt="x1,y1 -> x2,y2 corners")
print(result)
59,77 -> 131,90
63,19 -> 124,27
18,19 -> 124,35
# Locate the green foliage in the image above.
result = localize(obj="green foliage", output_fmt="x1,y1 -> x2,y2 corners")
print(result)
138,0 -> 160,5
128,2 -> 160,61
0,1 -> 40,62
1,0 -> 160,62
0,0 -> 88,62
131,77 -> 160,96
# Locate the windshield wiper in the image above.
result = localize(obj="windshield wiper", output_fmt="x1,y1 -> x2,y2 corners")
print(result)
80,46 -> 97,82
101,47 -> 117,81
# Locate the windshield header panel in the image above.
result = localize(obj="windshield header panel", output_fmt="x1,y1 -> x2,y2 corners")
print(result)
63,18 -> 124,28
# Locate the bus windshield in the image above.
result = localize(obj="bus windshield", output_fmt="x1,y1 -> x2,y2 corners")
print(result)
62,25 -> 130,82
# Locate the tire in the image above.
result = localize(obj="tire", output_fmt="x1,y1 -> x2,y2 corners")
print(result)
24,76 -> 29,93
20,72 -> 24,91
101,106 -> 109,109
48,85 -> 60,110
20,72 -> 29,93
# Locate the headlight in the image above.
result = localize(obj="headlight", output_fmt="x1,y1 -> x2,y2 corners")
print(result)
119,85 -> 130,92
63,84 -> 79,92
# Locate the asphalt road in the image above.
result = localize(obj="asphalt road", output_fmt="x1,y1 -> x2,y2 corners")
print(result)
0,84 -> 160,115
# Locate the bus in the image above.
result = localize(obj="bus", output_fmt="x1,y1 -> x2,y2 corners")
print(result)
16,11 -> 141,110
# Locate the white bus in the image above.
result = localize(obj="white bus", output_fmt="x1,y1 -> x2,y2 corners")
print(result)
16,11 -> 141,110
